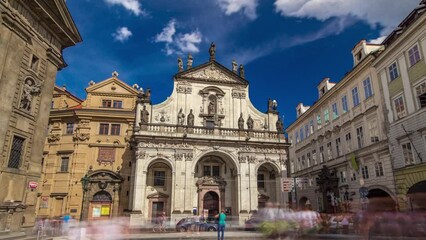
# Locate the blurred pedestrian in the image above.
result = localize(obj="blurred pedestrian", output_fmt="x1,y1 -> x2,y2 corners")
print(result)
215,209 -> 226,240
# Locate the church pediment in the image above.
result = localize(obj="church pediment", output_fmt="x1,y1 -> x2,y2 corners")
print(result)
176,61 -> 248,86
86,73 -> 139,96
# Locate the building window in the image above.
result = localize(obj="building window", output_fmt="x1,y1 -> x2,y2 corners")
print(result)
305,124 -> 309,138
356,126 -> 364,149
324,109 -> 330,124
361,166 -> 369,179
415,82 -> 426,109
335,138 -> 341,157
363,78 -> 373,99
102,100 -> 112,108
375,162 -> 384,177
352,87 -> 360,107
307,152 -> 311,168
317,114 -> 322,129
8,136 -> 25,169
154,171 -> 166,186
312,150 -> 317,165
113,100 -> 123,109
408,44 -> 421,66
394,96 -> 407,119
66,123 -> 74,134
60,156 -> 69,172
402,142 -> 415,165
327,142 -> 332,160
369,119 -> 379,143
332,103 -> 338,120
309,120 -> 314,134
295,132 -> 299,143
297,158 -> 301,171
342,96 -> 348,113
388,62 -> 399,81
257,174 -> 265,188
99,123 -> 109,135
345,132 -> 352,153
30,55 -> 39,72
110,124 -> 121,135
301,155 -> 306,168
300,128 -> 304,141
203,165 -> 220,177
350,171 -> 357,182
319,146 -> 324,163
340,171 -> 346,183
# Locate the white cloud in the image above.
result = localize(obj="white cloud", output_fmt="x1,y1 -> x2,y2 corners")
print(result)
155,19 -> 203,55
218,0 -> 259,20
155,19 -> 176,43
113,27 -> 133,42
274,0 -> 420,36
104,0 -> 146,16
369,35 -> 387,44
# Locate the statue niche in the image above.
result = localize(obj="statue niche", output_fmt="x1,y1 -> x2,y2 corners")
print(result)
20,78 -> 42,112
198,86 -> 225,128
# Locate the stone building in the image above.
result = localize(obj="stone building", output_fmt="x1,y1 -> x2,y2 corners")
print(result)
375,0 -> 426,211
36,73 -> 140,220
286,41 -> 396,213
0,0 -> 81,231
130,46 -> 289,226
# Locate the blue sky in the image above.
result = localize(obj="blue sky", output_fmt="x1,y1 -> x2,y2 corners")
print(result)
58,0 -> 421,126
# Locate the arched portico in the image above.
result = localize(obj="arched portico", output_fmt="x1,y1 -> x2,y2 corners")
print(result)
256,162 -> 281,208
407,180 -> 426,211
366,188 -> 396,212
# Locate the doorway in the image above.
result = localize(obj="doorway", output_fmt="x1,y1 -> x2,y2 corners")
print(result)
151,201 -> 164,223
203,191 -> 219,217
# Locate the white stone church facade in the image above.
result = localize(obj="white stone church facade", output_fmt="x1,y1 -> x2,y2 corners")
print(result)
129,47 -> 289,225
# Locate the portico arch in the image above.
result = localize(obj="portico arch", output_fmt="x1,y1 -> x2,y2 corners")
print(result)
256,162 -> 281,208
366,188 -> 396,212
407,180 -> 426,211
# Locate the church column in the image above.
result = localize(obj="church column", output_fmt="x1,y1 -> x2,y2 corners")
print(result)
248,160 -> 258,212
238,160 -> 250,223
135,101 -> 142,131
132,158 -> 146,212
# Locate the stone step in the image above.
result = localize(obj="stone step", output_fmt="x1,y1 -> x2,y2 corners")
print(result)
0,231 -> 26,240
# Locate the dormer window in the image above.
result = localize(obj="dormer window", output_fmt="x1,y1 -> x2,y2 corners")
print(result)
102,99 -> 123,108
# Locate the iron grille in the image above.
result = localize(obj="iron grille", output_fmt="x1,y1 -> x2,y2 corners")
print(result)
8,136 -> 25,169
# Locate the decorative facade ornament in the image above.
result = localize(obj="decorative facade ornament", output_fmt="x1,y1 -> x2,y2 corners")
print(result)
187,109 -> 194,126
182,65 -> 236,83
176,84 -> 192,94
187,53 -> 193,69
73,132 -> 90,142
141,105 -> 149,125
209,42 -> 216,61
239,64 -> 245,78
154,110 -> 170,123
248,156 -> 257,164
247,115 -> 254,130
178,56 -> 183,72
177,108 -> 185,125
238,113 -> 244,130
47,134 -> 61,143
112,71 -> 119,77
231,90 -> 246,99
268,99 -> 278,113
276,117 -> 284,134
136,150 -> 146,159
20,78 -> 42,111
232,60 -> 238,73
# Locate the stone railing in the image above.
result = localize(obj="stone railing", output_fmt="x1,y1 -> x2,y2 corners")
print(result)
137,123 -> 284,141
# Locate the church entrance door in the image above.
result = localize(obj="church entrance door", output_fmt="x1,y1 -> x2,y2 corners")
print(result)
203,191 -> 219,218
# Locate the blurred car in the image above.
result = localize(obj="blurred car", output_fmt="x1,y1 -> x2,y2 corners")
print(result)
176,217 -> 217,232
245,217 -> 261,231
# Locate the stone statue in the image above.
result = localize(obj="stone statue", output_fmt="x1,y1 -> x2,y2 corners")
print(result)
187,109 -> 194,126
268,98 -> 273,112
178,56 -> 183,72
239,64 -> 245,78
141,105 -> 149,125
276,117 -> 284,134
20,78 -> 42,111
247,115 -> 254,130
208,101 -> 215,115
232,60 -> 238,73
238,113 -> 244,130
209,42 -> 216,61
187,53 -> 193,69
177,108 -> 185,125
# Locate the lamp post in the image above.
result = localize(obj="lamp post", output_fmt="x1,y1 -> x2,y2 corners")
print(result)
80,174 -> 90,221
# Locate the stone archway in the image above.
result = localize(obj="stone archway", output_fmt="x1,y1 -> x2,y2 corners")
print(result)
203,191 -> 220,217
299,197 -> 309,209
407,180 -> 426,211
366,188 -> 396,212
89,191 -> 113,220
256,162 -> 280,208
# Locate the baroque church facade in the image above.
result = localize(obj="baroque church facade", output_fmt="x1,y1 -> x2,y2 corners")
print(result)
130,45 -> 289,225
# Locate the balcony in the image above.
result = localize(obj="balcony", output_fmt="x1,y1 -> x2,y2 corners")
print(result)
135,123 -> 285,143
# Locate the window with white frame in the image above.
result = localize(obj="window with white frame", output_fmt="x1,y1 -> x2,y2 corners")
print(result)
361,165 -> 369,179
415,81 -> 426,109
350,170 -> 357,182
408,44 -> 421,66
319,146 -> 324,163
332,103 -> 338,119
59,156 -> 69,172
296,131 -> 299,143
369,118 -> 379,143
345,132 -> 352,153
297,158 -> 301,171
342,95 -> 348,113
356,126 -> 364,149
352,87 -> 360,107
327,142 -> 332,160
402,142 -> 415,165
66,123 -> 74,135
312,150 -> 317,165
363,78 -> 373,99
340,171 -> 347,183
290,160 -> 295,173
307,152 -> 311,168
289,135 -> 293,144
336,137 -> 341,157
300,128 -> 304,141
388,62 -> 399,81
324,109 -> 330,124
301,155 -> 306,168
309,120 -> 314,134
375,162 -> 384,177
393,95 -> 407,119
317,114 -> 322,129
305,124 -> 309,138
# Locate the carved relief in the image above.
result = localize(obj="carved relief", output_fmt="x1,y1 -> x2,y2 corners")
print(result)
73,132 -> 90,142
182,65 -> 236,83
154,110 -> 170,123
136,150 -> 146,159
176,84 -> 192,94
20,78 -> 42,111
232,90 -> 246,99
47,134 -> 61,143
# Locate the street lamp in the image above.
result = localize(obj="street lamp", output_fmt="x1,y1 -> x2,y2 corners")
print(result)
80,174 -> 90,221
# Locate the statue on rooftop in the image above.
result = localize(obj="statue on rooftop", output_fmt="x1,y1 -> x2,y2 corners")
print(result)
247,115 -> 254,130
178,56 -> 183,72
209,42 -> 216,61
239,64 -> 245,78
238,113 -> 244,130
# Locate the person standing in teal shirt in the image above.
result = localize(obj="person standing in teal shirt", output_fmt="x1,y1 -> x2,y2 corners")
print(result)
216,210 -> 226,240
